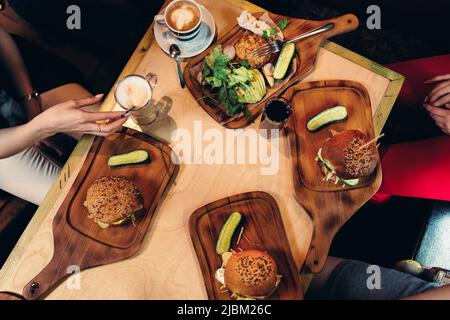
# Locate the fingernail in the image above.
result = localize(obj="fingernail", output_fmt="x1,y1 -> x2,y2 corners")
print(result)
122,111 -> 131,119
95,93 -> 104,99
424,96 -> 428,102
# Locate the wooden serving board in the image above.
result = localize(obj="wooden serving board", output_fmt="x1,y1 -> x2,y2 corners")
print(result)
189,192 -> 304,300
184,12 -> 359,129
282,80 -> 382,273
22,128 -> 178,300
289,80 -> 376,191
0,292 -> 24,300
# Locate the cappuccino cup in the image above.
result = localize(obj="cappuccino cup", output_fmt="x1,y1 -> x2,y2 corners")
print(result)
114,73 -> 160,126
155,0 -> 203,41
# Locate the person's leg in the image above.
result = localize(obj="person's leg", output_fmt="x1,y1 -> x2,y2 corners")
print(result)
40,83 -> 101,142
0,84 -> 97,204
306,257 -> 438,300
373,54 -> 450,202
382,54 -> 450,144
377,135 -> 450,202
0,146 -> 60,205
40,82 -> 98,112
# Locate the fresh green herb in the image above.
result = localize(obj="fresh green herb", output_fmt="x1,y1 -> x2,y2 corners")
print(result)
204,45 -> 228,69
204,76 -> 223,89
218,85 -> 243,115
196,93 -> 219,103
203,45 -> 231,88
263,27 -> 276,39
278,18 -> 290,31
241,60 -> 250,69
202,45 -> 265,119
202,63 -> 212,78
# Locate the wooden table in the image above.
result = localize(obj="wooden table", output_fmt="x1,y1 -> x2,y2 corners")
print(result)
0,0 -> 403,299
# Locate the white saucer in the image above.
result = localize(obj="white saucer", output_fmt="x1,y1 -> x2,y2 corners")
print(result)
154,5 -> 216,59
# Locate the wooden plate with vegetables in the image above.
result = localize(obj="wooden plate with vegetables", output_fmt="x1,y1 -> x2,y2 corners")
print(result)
282,80 -> 382,273
22,128 -> 178,300
184,11 -> 359,129
189,192 -> 303,300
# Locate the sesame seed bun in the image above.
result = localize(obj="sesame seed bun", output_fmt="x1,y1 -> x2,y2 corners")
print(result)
85,176 -> 143,225
224,250 -> 278,299
320,130 -> 378,180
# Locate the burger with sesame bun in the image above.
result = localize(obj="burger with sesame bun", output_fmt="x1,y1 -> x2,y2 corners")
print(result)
84,176 -> 144,229
317,130 -> 379,187
223,250 -> 281,299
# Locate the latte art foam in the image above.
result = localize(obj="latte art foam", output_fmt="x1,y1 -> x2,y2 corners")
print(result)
115,76 -> 152,109
167,1 -> 200,32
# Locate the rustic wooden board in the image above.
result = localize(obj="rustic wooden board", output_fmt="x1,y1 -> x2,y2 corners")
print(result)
184,12 -> 359,129
0,292 -> 24,300
283,80 -> 382,273
21,128 -> 178,300
290,81 -> 375,191
189,192 -> 304,300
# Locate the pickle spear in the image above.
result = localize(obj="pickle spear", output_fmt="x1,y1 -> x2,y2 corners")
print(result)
108,150 -> 149,167
273,42 -> 296,80
216,211 -> 242,255
307,105 -> 348,132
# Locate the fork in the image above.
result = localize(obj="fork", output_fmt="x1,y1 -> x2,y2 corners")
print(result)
253,23 -> 335,58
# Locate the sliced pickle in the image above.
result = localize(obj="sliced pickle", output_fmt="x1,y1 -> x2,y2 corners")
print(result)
216,212 -> 242,255
307,106 -> 348,132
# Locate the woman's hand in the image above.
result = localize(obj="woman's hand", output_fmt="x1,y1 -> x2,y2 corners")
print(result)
424,74 -> 450,135
423,103 -> 450,135
33,94 -> 129,137
425,74 -> 450,108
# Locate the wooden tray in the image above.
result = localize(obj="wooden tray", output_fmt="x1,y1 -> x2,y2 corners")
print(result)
0,292 -> 24,300
189,192 -> 303,300
287,80 -> 376,191
22,128 -> 178,300
283,80 -> 382,273
184,12 -> 359,129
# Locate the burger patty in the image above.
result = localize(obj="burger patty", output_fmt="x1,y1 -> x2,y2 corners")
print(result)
235,33 -> 271,69
85,176 -> 143,224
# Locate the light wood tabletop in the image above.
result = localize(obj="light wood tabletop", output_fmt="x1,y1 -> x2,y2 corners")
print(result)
0,0 -> 403,299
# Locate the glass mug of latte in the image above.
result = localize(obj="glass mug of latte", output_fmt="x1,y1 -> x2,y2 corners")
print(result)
114,73 -> 161,126
154,0 -> 203,41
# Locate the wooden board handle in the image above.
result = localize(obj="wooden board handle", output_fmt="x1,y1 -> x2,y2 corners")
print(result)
22,256 -> 72,300
0,292 -> 24,300
287,13 -> 359,44
323,13 -> 359,38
